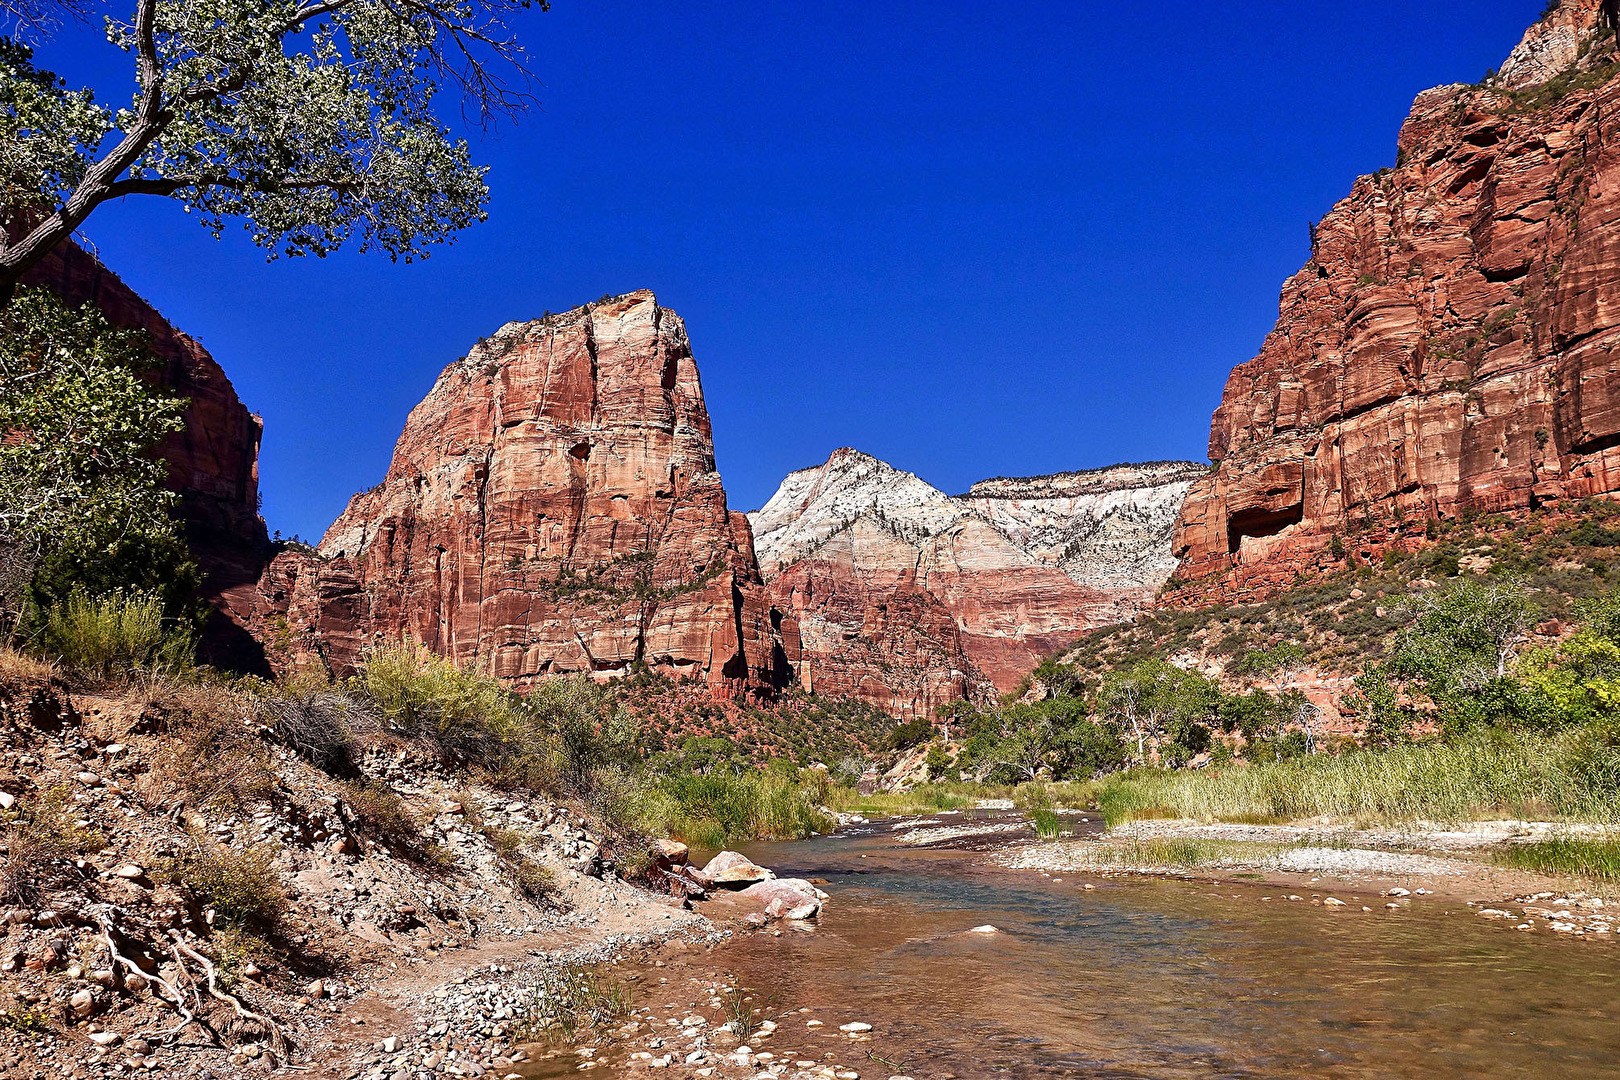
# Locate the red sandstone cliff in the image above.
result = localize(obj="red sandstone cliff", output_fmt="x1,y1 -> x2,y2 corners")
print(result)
1173,0 -> 1620,601
254,291 -> 797,697
22,241 -> 270,664
750,451 -> 1202,716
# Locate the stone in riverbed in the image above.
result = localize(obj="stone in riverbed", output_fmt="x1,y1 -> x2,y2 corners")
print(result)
702,852 -> 775,888
741,879 -> 824,920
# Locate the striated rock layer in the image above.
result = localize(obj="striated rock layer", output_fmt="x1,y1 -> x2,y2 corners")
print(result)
751,451 -> 1202,716
254,292 -> 798,698
22,241 -> 270,667
1173,0 -> 1620,602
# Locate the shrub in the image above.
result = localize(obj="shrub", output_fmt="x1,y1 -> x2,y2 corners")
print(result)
883,716 -> 934,752
356,642 -> 527,758
160,843 -> 287,933
27,532 -> 207,645
36,589 -> 193,681
257,685 -> 376,776
486,827 -> 560,903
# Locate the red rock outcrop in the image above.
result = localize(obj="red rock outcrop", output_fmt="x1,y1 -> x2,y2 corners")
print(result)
751,451 -> 1201,716
22,241 -> 270,665
254,292 -> 797,698
1173,0 -> 1620,602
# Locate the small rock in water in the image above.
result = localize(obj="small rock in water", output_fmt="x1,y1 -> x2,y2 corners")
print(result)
967,925 -> 999,934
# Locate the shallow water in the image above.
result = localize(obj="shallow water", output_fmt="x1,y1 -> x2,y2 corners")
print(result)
536,814 -> 1620,1078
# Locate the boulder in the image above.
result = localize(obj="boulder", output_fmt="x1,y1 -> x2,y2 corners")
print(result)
651,839 -> 689,868
741,878 -> 824,920
701,851 -> 775,888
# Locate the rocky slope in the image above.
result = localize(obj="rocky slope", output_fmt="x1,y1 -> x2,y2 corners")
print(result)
750,451 -> 1202,716
254,292 -> 798,699
1173,0 -> 1620,602
22,241 -> 270,667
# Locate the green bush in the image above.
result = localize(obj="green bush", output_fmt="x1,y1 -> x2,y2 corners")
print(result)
161,843 -> 287,933
37,588 -> 194,680
27,531 -> 206,642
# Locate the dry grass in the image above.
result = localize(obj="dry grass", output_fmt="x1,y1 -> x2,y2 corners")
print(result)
0,786 -> 106,905
485,827 -> 561,903
147,686 -> 278,811
0,647 -> 57,688
339,779 -> 452,867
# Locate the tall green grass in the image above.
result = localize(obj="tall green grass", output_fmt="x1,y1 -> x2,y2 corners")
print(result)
1494,835 -> 1620,883
632,770 -> 833,849
1093,724 -> 1620,827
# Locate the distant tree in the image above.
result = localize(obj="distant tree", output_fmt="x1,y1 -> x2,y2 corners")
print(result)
1096,660 -> 1218,767
1376,578 -> 1551,734
0,0 -> 546,306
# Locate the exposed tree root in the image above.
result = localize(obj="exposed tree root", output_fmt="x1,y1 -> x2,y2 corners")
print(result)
169,933 -> 288,1057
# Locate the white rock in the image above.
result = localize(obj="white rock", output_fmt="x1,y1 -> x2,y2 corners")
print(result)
839,1022 -> 873,1033
967,925 -> 999,934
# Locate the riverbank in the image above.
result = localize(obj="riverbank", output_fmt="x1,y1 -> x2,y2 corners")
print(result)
983,814 -> 1620,940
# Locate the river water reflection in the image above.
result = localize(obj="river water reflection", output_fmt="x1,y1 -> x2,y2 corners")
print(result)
544,815 -> 1620,1078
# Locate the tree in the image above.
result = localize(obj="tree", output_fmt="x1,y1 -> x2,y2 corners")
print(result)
0,286 -> 188,632
1,0 -> 545,306
1232,642 -> 1318,752
980,698 -> 1124,783
1096,660 -> 1219,767
1378,578 -> 1550,734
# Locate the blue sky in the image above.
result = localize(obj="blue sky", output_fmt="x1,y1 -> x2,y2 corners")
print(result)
40,1 -> 1544,541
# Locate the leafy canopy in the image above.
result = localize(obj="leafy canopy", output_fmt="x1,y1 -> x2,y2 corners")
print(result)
0,286 -> 184,553
1,0 -> 544,296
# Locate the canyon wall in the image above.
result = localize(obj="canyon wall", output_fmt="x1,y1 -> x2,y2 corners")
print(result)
750,451 -> 1202,716
22,241 -> 270,666
1173,0 -> 1620,602
255,291 -> 798,698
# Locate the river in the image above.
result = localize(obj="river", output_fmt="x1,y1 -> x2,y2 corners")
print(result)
528,813 -> 1620,1079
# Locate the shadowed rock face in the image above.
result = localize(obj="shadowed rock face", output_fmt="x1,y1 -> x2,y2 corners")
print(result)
252,291 -> 798,698
1174,0 -> 1620,602
750,451 -> 1202,716
22,241 -> 271,669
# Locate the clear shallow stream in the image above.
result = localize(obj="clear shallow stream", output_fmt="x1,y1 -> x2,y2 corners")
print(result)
537,814 -> 1620,1079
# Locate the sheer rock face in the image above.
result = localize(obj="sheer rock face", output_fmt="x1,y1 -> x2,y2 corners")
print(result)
750,451 -> 1201,716
22,241 -> 270,668
1173,0 -> 1620,602
252,291 -> 797,698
